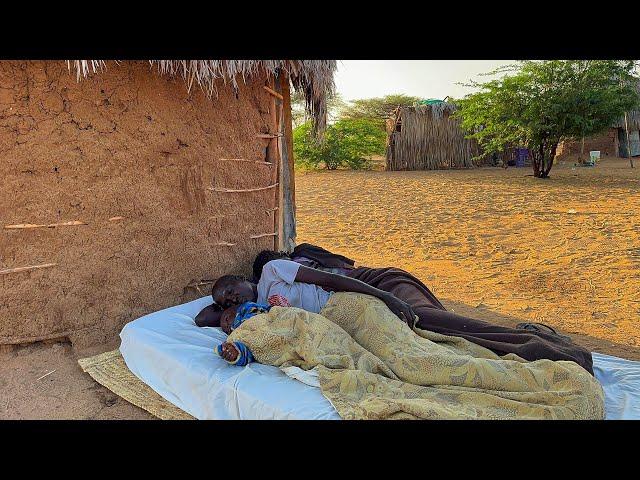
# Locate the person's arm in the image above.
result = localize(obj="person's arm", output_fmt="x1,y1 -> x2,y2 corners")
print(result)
294,265 -> 417,328
195,305 -> 223,327
217,341 -> 255,366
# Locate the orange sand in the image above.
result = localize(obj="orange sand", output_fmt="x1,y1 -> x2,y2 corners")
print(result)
296,156 -> 640,358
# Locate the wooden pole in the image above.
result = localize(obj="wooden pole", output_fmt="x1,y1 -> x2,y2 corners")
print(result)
620,76 -> 634,168
624,111 -> 634,168
269,74 -> 282,251
275,75 -> 285,251
278,71 -> 296,253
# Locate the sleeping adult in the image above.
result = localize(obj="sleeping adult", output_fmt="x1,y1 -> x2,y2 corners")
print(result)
198,244 -> 593,374
249,245 -> 595,375
194,246 -> 357,329
211,259 -> 418,329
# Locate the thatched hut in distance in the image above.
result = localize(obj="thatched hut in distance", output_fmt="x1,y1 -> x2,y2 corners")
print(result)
0,60 -> 335,348
386,102 -> 480,171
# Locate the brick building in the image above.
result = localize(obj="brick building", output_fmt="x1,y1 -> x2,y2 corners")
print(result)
556,89 -> 640,160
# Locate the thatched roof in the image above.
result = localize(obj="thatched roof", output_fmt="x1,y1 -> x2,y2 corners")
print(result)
612,110 -> 640,131
612,77 -> 640,130
385,102 -> 457,136
67,60 -> 337,134
386,102 -> 480,170
410,102 -> 457,118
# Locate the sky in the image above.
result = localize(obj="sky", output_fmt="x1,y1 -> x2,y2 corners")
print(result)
333,60 -> 514,101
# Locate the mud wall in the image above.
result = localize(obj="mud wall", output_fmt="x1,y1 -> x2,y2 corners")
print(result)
0,61 -> 281,347
556,129 -> 619,159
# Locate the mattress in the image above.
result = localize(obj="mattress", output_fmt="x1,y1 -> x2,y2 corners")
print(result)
119,296 -> 640,420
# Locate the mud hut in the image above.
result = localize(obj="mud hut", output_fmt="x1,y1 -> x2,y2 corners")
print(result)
555,111 -> 640,160
0,60 -> 336,348
556,80 -> 640,160
385,102 -> 480,171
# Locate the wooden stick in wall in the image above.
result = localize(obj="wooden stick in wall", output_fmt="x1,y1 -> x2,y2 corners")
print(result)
250,232 -> 277,239
218,158 -> 274,166
208,183 -> 278,193
263,85 -> 284,100
186,280 -> 216,287
0,263 -> 58,276
256,133 -> 283,139
5,221 -> 86,230
1,330 -> 74,345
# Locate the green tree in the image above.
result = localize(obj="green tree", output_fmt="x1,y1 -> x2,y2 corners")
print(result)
340,94 -> 422,129
293,118 -> 386,170
455,60 -> 639,178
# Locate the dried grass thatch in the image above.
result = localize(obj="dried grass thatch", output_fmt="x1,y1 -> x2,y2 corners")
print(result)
612,110 -> 640,131
67,60 -> 336,134
612,78 -> 640,131
386,103 -> 480,171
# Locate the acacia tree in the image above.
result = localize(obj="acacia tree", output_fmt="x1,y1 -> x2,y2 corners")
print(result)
455,60 -> 639,178
293,92 -> 422,131
340,94 -> 422,130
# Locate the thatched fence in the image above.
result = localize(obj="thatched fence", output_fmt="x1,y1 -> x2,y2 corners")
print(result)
386,103 -> 481,171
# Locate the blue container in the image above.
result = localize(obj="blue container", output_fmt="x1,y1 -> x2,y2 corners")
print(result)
515,148 -> 528,167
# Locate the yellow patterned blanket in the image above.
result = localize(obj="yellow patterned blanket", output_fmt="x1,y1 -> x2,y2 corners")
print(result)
228,292 -> 605,420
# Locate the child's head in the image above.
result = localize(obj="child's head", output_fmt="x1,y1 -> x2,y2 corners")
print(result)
220,304 -> 239,335
219,301 -> 272,335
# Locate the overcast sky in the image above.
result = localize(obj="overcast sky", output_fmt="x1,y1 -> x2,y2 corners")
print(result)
333,60 -> 514,101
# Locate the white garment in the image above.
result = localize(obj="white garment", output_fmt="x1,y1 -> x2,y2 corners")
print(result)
257,259 -> 332,313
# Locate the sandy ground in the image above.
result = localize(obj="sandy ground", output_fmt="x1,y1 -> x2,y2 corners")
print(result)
0,340 -> 154,420
2,155 -> 638,419
296,156 -> 640,358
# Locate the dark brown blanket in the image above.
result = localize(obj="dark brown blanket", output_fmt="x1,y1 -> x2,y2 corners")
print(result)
348,266 -> 594,375
292,243 -> 356,270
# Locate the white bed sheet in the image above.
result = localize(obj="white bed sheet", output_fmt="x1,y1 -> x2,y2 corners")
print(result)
119,296 -> 640,420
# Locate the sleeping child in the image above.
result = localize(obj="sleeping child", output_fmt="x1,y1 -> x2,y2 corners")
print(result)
215,302 -> 272,366
193,300 -> 266,366
194,285 -> 292,366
